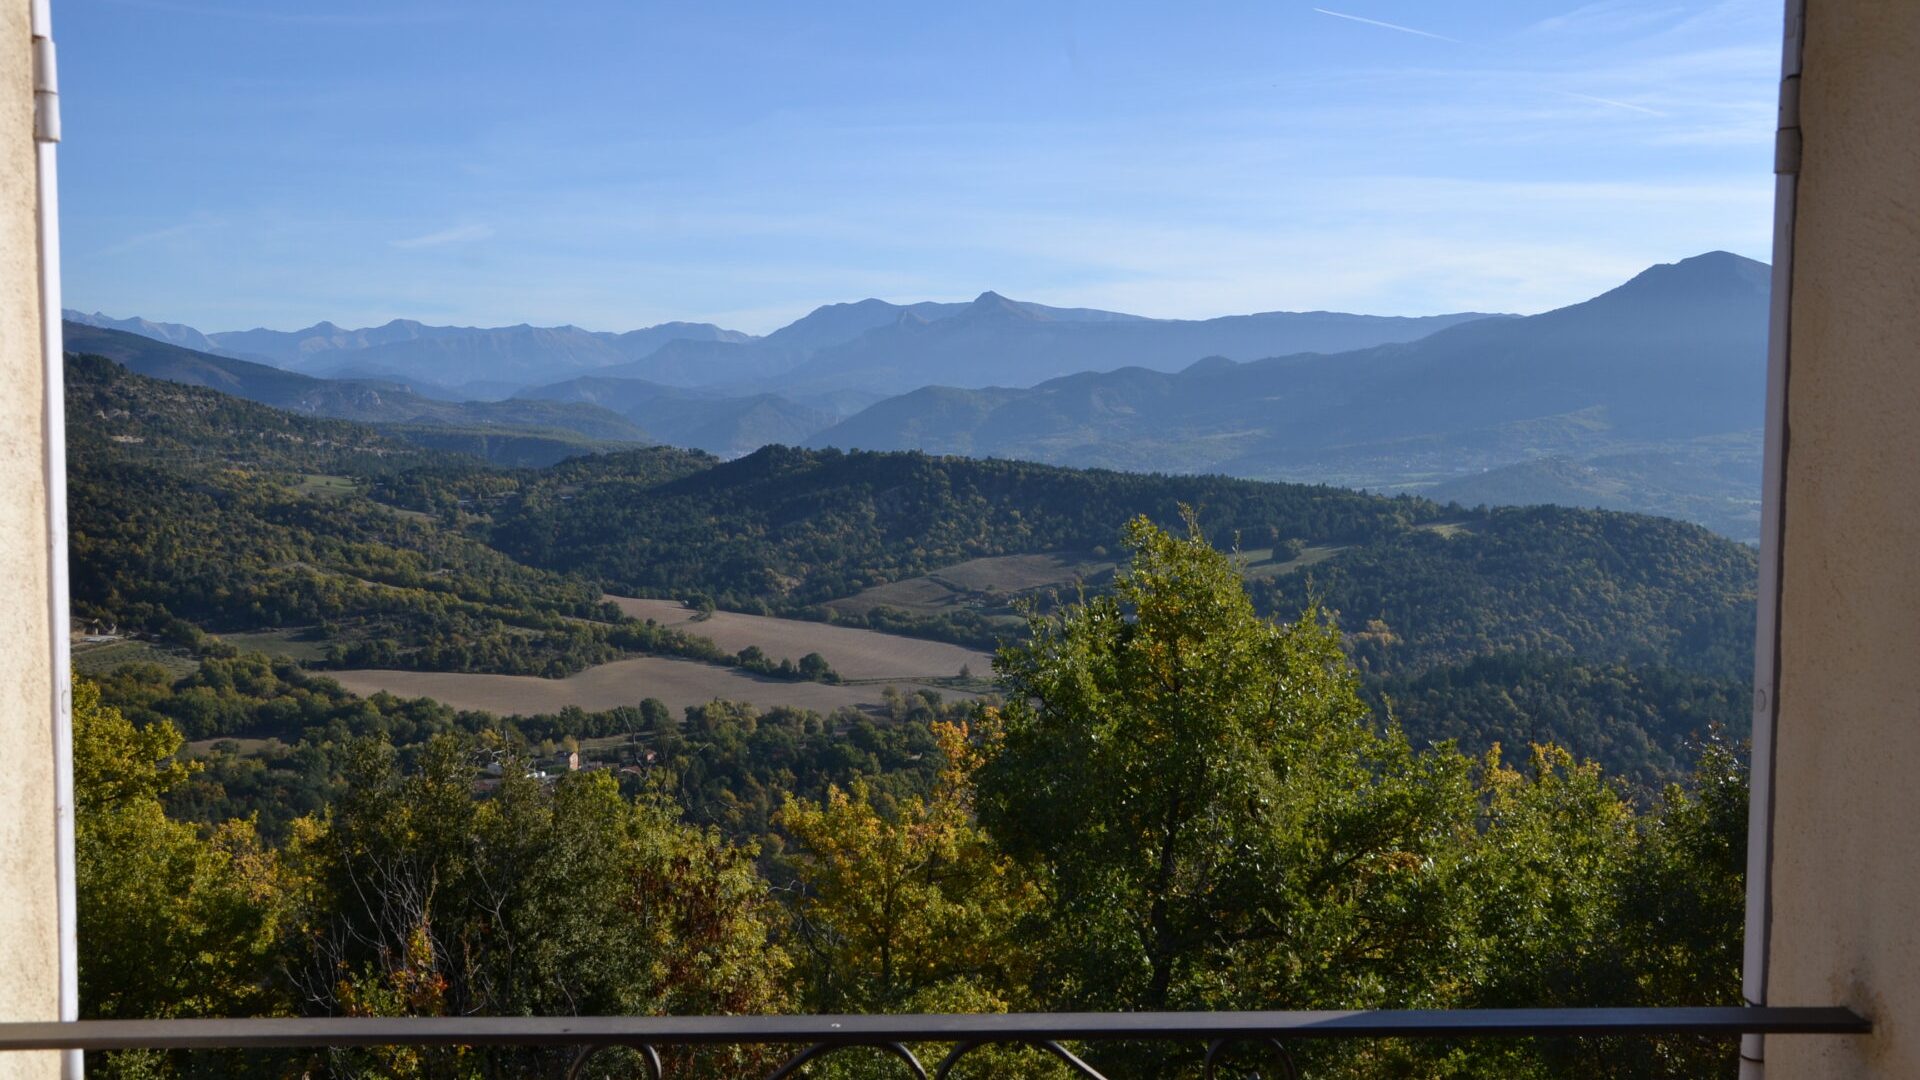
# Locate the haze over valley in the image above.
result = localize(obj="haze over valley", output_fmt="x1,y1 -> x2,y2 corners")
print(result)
69,251 -> 1768,540
63,249 -> 1771,789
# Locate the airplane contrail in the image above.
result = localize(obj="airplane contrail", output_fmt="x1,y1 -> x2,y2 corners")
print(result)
1312,7 -> 1461,44
1555,90 -> 1667,116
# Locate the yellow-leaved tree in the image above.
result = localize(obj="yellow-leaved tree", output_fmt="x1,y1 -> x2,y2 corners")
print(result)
779,719 -> 1040,1016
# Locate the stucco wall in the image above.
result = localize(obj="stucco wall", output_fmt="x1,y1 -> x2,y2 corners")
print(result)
1764,0 -> 1920,1076
0,0 -> 59,1077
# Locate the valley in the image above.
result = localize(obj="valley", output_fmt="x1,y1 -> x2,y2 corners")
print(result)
64,289 -> 1761,794
69,252 -> 1769,539
49,339 -> 1766,1061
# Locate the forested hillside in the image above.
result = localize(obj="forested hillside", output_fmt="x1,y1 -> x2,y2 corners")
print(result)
488,444 -> 1755,675
481,444 -> 1755,790
487,444 -> 1444,604
69,353 -> 1756,789
67,356 -> 729,676
1254,505 -> 1757,679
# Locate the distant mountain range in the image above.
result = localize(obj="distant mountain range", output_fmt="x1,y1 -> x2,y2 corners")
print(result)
63,311 -> 225,352
67,253 -> 1768,538
807,252 -> 1770,540
66,294 -> 1498,400
64,310 -> 752,398
766,293 -> 1501,396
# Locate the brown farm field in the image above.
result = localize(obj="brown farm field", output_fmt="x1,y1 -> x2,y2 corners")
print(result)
826,546 -> 1347,616
332,539 -> 1391,719
607,596 -> 992,681
1238,544 -> 1347,580
828,552 -> 1115,621
329,656 -> 974,718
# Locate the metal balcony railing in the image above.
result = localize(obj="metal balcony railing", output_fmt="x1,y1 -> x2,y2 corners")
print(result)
0,1006 -> 1872,1079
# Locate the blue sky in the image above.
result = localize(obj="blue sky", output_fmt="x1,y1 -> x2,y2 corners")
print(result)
59,0 -> 1782,334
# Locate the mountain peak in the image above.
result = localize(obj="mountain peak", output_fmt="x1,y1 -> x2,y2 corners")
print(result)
1550,251 -> 1771,326
1678,249 -> 1760,268
1622,250 -> 1770,292
965,290 -> 1047,321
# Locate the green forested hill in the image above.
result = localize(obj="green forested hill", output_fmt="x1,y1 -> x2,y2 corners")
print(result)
479,443 -> 1756,787
69,356 -> 1757,787
1372,653 -> 1751,795
487,444 -> 1445,604
67,356 -> 724,675
67,352 -> 445,473
1254,505 -> 1757,680
487,444 -> 1755,676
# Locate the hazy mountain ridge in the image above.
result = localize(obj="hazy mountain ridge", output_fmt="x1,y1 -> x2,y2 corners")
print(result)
70,255 -> 1767,536
808,253 -> 1770,539
768,292 -> 1504,396
570,296 -> 1165,388
63,309 -> 223,353
513,375 -> 834,458
64,322 -> 650,466
213,319 -> 755,392
74,293 -> 1498,399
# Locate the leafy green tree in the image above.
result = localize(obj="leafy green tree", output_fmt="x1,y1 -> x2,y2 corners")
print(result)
1460,740 -> 1746,1079
1607,740 -> 1748,1077
296,735 -> 792,1078
75,676 -> 299,1078
798,651 -> 838,683
976,515 -> 1479,1034
1427,740 -> 1746,1080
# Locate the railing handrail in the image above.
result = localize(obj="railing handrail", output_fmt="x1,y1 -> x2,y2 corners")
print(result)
0,1006 -> 1871,1052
